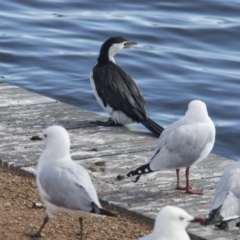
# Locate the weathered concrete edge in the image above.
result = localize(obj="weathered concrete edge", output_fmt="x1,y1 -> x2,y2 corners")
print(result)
0,162 -> 217,240
0,162 -> 207,240
100,199 -> 206,240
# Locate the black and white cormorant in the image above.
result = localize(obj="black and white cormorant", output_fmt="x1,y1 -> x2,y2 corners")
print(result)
90,36 -> 164,137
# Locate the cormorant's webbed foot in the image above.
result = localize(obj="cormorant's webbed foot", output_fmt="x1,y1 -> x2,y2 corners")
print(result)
90,118 -> 123,126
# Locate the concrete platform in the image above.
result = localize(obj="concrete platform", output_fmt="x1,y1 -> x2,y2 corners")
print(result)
0,82 -> 239,240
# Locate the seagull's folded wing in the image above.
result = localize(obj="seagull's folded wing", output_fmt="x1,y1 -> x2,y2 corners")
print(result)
149,122 -> 215,171
209,162 -> 240,218
39,163 -> 101,212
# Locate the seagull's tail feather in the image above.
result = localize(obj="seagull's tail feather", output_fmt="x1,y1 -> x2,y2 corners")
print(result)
205,207 -> 240,229
141,118 -> 164,138
203,207 -> 222,225
99,208 -> 116,217
126,163 -> 152,182
91,202 -> 116,217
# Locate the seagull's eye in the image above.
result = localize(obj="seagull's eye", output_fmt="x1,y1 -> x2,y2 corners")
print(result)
44,134 -> 47,138
179,217 -> 184,221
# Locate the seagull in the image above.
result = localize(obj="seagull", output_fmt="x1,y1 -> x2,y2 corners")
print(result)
26,126 -> 115,239
90,36 -> 164,137
139,206 -> 205,240
204,160 -> 240,229
127,100 -> 215,194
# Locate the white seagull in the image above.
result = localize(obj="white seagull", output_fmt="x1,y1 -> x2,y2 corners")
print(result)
140,206 -> 205,240
205,160 -> 240,229
26,126 -> 114,239
127,100 -> 215,194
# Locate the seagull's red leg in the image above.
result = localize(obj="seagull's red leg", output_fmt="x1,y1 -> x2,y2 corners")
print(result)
185,167 -> 203,195
176,169 -> 187,190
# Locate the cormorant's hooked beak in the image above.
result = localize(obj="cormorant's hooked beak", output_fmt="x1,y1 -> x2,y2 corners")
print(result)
124,41 -> 138,48
30,135 -> 43,141
190,217 -> 205,224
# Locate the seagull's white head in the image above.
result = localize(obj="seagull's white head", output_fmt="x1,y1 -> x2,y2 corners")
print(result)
153,206 -> 205,234
31,126 -> 70,157
185,100 -> 209,121
188,100 -> 207,111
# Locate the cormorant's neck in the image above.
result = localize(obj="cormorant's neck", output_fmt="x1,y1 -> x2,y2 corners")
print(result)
97,48 -> 116,64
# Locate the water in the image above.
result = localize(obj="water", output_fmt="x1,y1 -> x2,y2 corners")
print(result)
0,0 -> 239,160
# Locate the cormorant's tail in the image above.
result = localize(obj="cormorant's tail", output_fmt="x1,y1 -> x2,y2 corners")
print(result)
126,163 -> 152,182
141,118 -> 164,138
91,202 -> 116,217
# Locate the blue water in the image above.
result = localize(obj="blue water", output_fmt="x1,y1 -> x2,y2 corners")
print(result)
0,0 -> 239,160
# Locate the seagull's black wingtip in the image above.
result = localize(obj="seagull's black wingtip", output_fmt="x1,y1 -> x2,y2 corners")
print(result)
126,171 -> 133,177
134,175 -> 141,182
99,208 -> 116,217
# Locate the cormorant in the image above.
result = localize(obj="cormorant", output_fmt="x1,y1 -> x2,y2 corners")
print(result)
90,36 -> 164,137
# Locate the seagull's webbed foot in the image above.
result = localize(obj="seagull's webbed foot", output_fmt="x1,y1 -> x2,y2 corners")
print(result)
25,215 -> 49,238
90,118 -> 123,126
176,182 -> 202,195
176,184 -> 188,190
25,231 -> 44,237
185,187 -> 203,195
76,231 -> 83,237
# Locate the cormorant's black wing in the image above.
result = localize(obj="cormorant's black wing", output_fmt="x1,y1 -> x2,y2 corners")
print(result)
92,62 -> 148,121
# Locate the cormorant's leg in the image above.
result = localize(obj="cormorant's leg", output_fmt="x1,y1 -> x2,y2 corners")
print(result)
185,167 -> 202,195
90,118 -> 123,126
25,214 -> 49,237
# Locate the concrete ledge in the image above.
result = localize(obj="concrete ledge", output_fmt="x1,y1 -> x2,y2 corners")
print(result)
1,82 -> 239,240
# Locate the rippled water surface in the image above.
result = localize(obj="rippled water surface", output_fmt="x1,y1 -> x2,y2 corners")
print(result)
0,0 -> 239,160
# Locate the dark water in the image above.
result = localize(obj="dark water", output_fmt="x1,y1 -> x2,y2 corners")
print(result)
0,0 -> 239,160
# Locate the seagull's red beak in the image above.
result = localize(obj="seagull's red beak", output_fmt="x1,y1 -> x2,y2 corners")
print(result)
190,217 -> 206,223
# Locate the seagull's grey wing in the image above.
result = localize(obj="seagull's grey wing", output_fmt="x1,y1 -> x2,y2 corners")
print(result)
210,162 -> 240,219
149,122 -> 215,171
39,163 -> 100,212
146,117 -> 188,163
92,63 -> 147,121
139,233 -> 156,240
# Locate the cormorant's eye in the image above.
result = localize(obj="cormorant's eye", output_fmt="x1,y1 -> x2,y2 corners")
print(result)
44,134 -> 47,137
